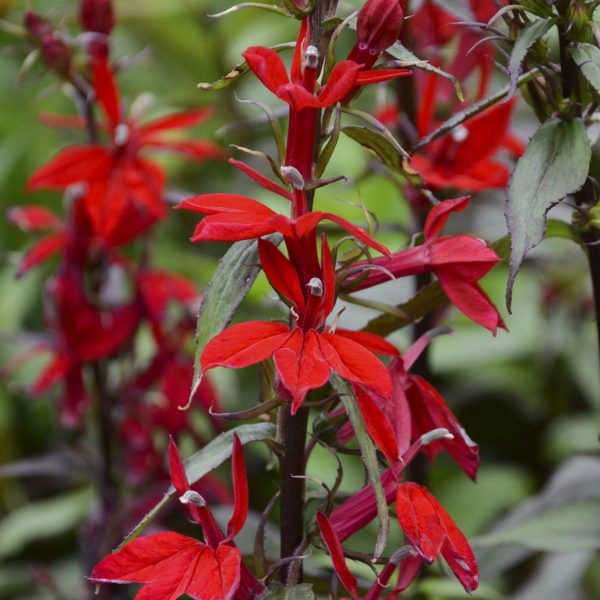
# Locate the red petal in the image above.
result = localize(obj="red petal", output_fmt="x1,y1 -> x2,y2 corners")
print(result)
177,194 -> 277,216
258,239 -> 305,311
318,61 -> 361,106
429,235 -> 500,281
355,68 -> 412,85
294,212 -> 390,256
243,46 -> 290,95
355,387 -> 399,462
39,112 -> 87,129
395,483 -> 446,563
436,268 -> 505,334
276,83 -> 322,111
139,108 -> 213,135
227,433 -> 248,539
229,158 -> 293,201
320,235 -> 336,318
169,437 -> 190,497
17,232 -> 65,276
7,205 -> 62,231
201,321 -> 292,371
316,512 -> 359,599
290,18 -> 309,83
27,147 -> 111,191
186,544 -> 242,600
274,330 -> 331,413
31,353 -> 71,394
393,554 -> 423,594
92,56 -> 121,132
319,333 -> 392,399
334,329 -> 399,356
191,213 -> 292,242
424,197 -> 470,240
144,140 -> 225,161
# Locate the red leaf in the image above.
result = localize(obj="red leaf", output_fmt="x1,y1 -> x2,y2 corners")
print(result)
243,47 -> 290,96
355,68 -> 411,85
91,532 -> 242,600
318,61 -> 361,107
7,205 -> 62,231
201,321 -> 292,372
169,437 -> 190,497
319,333 -> 392,400
258,239 -> 305,311
27,147 -> 111,191
92,56 -> 121,132
274,330 -> 331,413
229,158 -> 293,201
316,512 -> 359,599
227,433 -> 248,539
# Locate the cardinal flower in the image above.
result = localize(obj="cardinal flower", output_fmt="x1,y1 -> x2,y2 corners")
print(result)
201,237 -> 397,413
91,436 -> 255,600
396,483 -> 479,593
347,197 -> 505,334
27,55 -> 222,240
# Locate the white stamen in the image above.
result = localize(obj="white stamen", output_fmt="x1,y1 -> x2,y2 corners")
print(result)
280,166 -> 305,190
179,490 -> 206,507
114,123 -> 130,146
420,428 -> 454,446
306,277 -> 323,297
451,124 -> 469,143
304,45 -> 319,69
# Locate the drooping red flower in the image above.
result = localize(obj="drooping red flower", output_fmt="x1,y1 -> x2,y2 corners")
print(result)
27,57 -> 223,240
347,197 -> 505,334
201,237 -> 397,413
396,483 -> 479,593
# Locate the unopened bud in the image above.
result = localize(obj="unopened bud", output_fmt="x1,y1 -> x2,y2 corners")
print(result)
80,0 -> 115,35
40,35 -> 73,77
306,277 -> 323,297
349,0 -> 404,68
24,11 -> 53,42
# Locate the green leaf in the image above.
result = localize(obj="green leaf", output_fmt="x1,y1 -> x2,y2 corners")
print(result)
0,488 -> 92,559
570,43 -> 600,95
119,423 -> 277,549
197,43 -> 294,91
508,17 -> 555,98
474,502 -> 600,551
517,0 -> 556,18
330,375 -> 389,560
506,117 -> 591,308
188,235 -> 281,404
386,42 -> 463,101
341,125 -> 421,183
259,583 -> 316,600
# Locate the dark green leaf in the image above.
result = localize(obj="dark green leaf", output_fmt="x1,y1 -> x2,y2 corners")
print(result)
506,117 -> 591,308
570,43 -> 600,96
341,125 -> 421,183
517,0 -> 556,18
508,17 -> 554,98
188,235 -> 281,403
119,423 -> 277,548
330,375 -> 389,560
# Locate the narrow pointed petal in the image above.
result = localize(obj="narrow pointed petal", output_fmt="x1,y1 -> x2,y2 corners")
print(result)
319,333 -> 392,399
201,321 -> 291,372
177,194 -> 276,216
274,330 -> 330,413
334,329 -> 399,356
290,18 -> 309,83
190,213 -> 292,242
144,140 -> 225,161
27,147 -> 111,191
424,197 -> 470,239
294,212 -> 390,256
355,387 -> 399,462
17,232 -> 65,276
229,158 -> 293,201
31,353 -> 71,394
276,83 -> 322,111
393,554 -> 424,594
320,235 -> 336,317
139,108 -> 213,135
438,513 -> 479,593
316,512 -> 359,599
7,206 -> 62,231
355,68 -> 411,85
258,239 -> 305,311
318,61 -> 361,107
429,235 -> 500,281
169,437 -> 190,496
243,47 -> 290,95
92,55 -> 121,132
227,433 -> 248,539
436,268 -> 505,334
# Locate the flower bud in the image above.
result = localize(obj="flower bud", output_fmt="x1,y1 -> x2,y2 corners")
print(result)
80,0 -> 114,35
40,35 -> 73,77
349,0 -> 404,68
24,11 -> 53,42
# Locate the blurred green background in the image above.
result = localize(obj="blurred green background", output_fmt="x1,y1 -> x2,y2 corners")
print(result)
0,1 -> 599,599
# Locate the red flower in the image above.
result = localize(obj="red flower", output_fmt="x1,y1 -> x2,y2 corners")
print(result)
201,237 -> 397,413
347,197 -> 505,334
396,483 -> 479,593
27,57 -> 222,239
